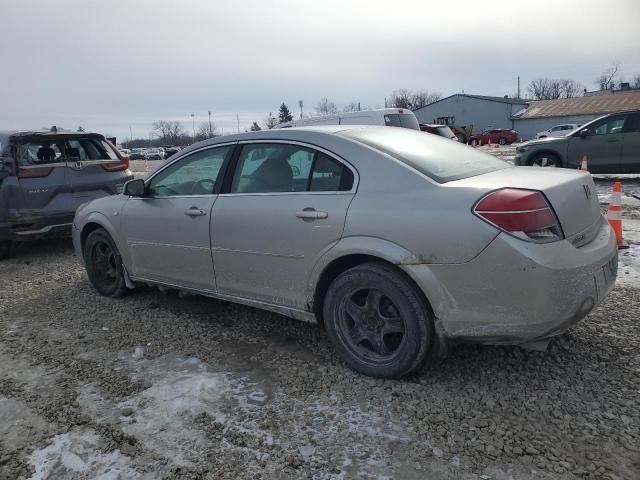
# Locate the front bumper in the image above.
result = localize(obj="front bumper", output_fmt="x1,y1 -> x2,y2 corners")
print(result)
404,216 -> 617,344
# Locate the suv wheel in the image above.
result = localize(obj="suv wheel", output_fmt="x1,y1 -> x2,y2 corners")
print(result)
83,229 -> 127,297
323,263 -> 433,378
529,153 -> 560,168
498,137 -> 507,145
0,240 -> 10,261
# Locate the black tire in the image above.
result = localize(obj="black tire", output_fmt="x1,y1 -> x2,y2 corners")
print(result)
528,153 -> 560,168
323,262 -> 433,378
83,228 -> 127,297
498,137 -> 507,145
455,133 -> 467,144
470,138 -> 479,147
0,240 -> 10,261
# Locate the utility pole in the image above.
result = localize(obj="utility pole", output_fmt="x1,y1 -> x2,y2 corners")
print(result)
129,126 -> 133,147
358,102 -> 361,111
517,74 -> 521,99
298,99 -> 303,119
208,110 -> 212,137
236,113 -> 240,133
190,113 -> 195,141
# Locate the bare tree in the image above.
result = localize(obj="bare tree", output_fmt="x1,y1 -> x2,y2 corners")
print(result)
631,74 -> 640,89
342,102 -> 360,112
410,90 -> 441,109
263,112 -> 278,129
152,120 -> 185,144
388,88 -> 413,109
250,121 -> 262,131
596,62 -> 621,90
559,79 -> 584,98
527,78 -> 561,100
194,122 -> 218,141
315,98 -> 338,116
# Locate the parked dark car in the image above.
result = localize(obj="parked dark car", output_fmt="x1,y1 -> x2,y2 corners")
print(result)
162,146 -> 181,158
469,128 -> 519,146
129,149 -> 146,160
419,123 -> 457,140
0,127 -> 132,259
514,111 -> 640,173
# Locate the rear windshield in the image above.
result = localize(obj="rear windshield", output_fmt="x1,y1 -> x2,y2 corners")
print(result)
14,136 -> 117,166
383,113 -> 420,130
340,127 -> 509,183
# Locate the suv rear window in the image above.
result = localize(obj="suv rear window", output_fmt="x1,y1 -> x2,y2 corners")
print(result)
14,136 -> 117,166
340,127 -> 509,183
383,113 -> 420,130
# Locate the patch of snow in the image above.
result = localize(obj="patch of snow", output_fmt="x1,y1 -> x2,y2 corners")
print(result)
29,431 -> 144,480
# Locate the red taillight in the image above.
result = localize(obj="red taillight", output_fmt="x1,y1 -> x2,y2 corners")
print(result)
473,188 -> 563,242
18,167 -> 53,178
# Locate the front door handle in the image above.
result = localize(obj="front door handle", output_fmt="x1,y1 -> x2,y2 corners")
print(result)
184,207 -> 207,216
295,208 -> 328,219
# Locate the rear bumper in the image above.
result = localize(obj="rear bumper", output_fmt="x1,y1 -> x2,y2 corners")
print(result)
404,216 -> 617,344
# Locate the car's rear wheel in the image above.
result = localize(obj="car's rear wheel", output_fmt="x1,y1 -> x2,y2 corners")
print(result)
529,153 -> 560,168
455,133 -> 467,143
498,137 -> 507,145
84,229 -> 127,297
470,138 -> 479,147
0,240 -> 10,261
323,263 -> 433,378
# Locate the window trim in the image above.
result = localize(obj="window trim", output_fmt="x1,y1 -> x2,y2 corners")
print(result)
219,140 -> 359,197
140,142 -> 237,199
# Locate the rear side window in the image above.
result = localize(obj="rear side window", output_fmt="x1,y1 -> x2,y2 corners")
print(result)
230,143 -> 353,193
340,127 -> 508,183
383,113 -> 420,130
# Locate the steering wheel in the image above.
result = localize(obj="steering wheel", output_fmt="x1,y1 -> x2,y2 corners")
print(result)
191,178 -> 215,195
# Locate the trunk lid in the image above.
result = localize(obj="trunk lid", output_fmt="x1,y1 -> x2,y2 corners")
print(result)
450,166 -> 601,243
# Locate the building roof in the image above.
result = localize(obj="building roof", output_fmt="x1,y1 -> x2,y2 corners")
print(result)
413,93 -> 528,112
513,90 -> 640,120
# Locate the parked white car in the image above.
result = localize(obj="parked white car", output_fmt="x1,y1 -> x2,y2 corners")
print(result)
144,149 -> 164,160
535,124 -> 579,139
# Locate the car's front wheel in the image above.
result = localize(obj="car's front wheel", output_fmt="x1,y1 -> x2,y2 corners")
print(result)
499,137 -> 507,145
529,153 -> 560,168
83,228 -> 127,297
323,263 -> 433,378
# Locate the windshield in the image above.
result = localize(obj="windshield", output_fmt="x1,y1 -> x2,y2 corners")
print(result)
340,127 -> 509,183
383,113 -> 420,130
14,136 -> 117,166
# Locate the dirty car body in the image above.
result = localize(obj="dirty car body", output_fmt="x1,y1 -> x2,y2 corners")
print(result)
73,126 -> 617,378
0,128 -> 132,258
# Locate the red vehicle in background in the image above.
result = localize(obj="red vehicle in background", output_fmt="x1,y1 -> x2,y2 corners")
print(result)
469,128 -> 519,146
419,123 -> 458,140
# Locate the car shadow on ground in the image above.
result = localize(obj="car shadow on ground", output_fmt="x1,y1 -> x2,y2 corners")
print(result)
6,237 -> 75,262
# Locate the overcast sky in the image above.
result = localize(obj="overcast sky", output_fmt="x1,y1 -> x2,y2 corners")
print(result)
1,0 -> 639,141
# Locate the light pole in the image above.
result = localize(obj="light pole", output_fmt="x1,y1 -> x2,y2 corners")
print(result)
190,113 -> 195,141
129,126 -> 133,148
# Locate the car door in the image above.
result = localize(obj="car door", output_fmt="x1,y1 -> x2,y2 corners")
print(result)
620,113 -> 640,173
210,141 -> 357,309
567,115 -> 626,173
121,144 -> 234,291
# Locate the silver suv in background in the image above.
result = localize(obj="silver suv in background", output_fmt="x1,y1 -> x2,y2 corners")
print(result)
535,123 -> 579,139
0,127 -> 133,259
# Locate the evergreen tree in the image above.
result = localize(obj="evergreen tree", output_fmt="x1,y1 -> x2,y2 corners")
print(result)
278,103 -> 293,123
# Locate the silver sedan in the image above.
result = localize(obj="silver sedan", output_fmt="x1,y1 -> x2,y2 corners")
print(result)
73,126 -> 618,378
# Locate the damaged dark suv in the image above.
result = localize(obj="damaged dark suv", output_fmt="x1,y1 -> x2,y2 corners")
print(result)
0,127 -> 132,259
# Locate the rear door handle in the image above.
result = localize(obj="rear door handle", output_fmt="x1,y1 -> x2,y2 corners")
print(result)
295,208 -> 328,219
184,207 -> 207,216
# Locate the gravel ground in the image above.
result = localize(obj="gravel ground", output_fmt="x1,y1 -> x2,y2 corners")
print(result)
1,155 -> 639,480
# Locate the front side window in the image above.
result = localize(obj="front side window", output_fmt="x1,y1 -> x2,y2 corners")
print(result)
148,146 -> 230,196
230,143 -> 353,193
591,117 -> 626,135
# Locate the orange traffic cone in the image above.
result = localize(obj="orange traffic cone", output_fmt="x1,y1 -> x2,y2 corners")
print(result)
579,155 -> 589,173
607,181 -> 626,249
144,159 -> 150,172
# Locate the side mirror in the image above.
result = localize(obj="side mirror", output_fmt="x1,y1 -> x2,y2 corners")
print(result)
124,178 -> 145,197
579,128 -> 591,138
